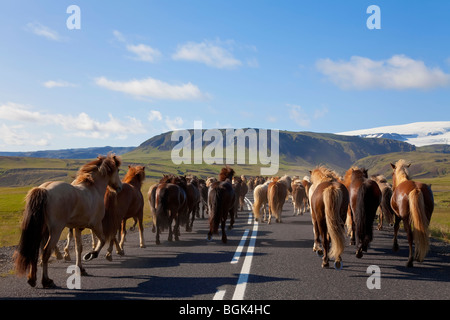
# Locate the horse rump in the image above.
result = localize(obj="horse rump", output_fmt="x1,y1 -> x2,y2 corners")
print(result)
14,187 -> 48,279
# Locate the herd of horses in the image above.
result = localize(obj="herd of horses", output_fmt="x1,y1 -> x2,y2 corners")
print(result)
13,154 -> 434,288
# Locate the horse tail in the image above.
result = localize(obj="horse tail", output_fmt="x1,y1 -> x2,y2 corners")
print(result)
14,187 -> 48,277
409,188 -> 429,262
252,187 -> 262,221
155,187 -> 169,231
380,187 -> 395,225
355,184 -> 367,243
210,188 -> 222,234
323,186 -> 345,259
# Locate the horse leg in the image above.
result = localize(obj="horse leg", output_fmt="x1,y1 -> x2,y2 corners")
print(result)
392,215 -> 401,252
322,233 -> 329,268
403,221 -> 414,267
73,228 -> 88,276
41,228 -> 63,288
229,208 -> 235,230
312,222 -> 323,256
83,224 -> 105,261
114,235 -> 124,255
105,238 -> 114,261
119,219 -> 127,250
155,224 -> 161,245
138,214 -> 146,248
221,218 -> 227,244
377,207 -> 383,230
63,228 -> 73,261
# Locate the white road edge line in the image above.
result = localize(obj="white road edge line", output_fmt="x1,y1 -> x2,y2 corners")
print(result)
231,229 -> 250,264
213,289 -> 226,300
232,221 -> 258,300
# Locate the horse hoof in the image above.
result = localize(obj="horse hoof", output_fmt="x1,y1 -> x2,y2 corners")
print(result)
322,262 -> 329,268
27,278 -> 37,288
83,251 -> 98,261
356,251 -> 363,259
316,250 -> 323,257
63,254 -> 71,262
334,261 -> 343,270
392,243 -> 399,252
42,279 -> 56,289
106,254 -> 112,262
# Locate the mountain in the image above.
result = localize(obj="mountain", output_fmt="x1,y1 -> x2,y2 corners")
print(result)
337,121 -> 450,147
0,146 -> 136,159
123,129 -> 415,177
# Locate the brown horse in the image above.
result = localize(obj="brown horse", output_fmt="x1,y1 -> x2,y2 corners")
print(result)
197,178 -> 209,219
370,174 -> 395,230
14,154 -> 122,288
252,179 -> 271,222
390,160 -> 434,267
267,177 -> 288,224
185,176 -> 201,232
232,176 -> 242,217
345,167 -> 381,259
153,175 -> 188,244
207,167 -> 235,243
239,177 -> 249,211
309,166 -> 348,269
291,179 -> 307,215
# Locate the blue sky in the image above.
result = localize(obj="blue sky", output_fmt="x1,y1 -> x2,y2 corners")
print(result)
0,0 -> 449,151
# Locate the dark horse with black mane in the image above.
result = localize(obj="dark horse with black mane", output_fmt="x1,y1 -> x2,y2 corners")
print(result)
344,167 -> 381,259
207,167 -> 236,243
153,174 -> 188,245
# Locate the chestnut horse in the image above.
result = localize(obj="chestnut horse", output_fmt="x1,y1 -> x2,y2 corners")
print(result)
345,167 -> 381,259
14,154 -> 122,288
252,180 -> 271,222
390,160 -> 434,267
291,179 -> 307,215
309,166 -> 348,269
153,175 -> 187,244
207,167 -> 235,243
267,175 -> 291,224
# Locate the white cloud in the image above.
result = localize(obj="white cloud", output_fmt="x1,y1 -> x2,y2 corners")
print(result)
126,44 -> 161,62
0,102 -> 146,144
95,76 -> 206,100
288,105 -> 310,127
316,55 -> 450,90
0,124 -> 50,147
113,30 -> 161,63
0,102 -> 45,122
43,80 -> 77,88
172,40 -> 242,69
26,22 -> 61,41
148,110 -> 163,121
165,116 -> 184,130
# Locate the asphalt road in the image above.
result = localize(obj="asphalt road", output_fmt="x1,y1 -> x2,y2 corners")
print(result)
1,192 -> 449,302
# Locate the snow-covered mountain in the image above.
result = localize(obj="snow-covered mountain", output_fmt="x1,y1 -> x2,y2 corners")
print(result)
337,121 -> 450,147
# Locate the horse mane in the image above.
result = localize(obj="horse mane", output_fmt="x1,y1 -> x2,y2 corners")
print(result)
73,154 -> 121,185
159,174 -> 187,190
351,167 -> 368,179
371,174 -> 387,183
310,166 -> 339,184
219,167 -> 235,181
123,165 -> 146,187
392,159 -> 410,185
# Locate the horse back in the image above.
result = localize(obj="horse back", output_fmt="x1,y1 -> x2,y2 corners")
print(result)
392,180 -> 434,218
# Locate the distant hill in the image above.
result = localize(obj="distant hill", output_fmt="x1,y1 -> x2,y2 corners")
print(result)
123,129 -> 415,177
0,146 -> 135,159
